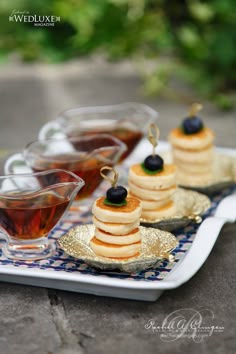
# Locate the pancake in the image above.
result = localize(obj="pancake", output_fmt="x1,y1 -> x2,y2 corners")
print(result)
175,159 -> 213,174
172,146 -> 214,163
90,236 -> 141,258
128,180 -> 176,201
129,192 -> 171,210
176,170 -> 214,186
94,227 -> 141,245
92,196 -> 142,223
129,163 -> 176,190
92,216 -> 140,235
169,127 -> 215,150
141,201 -> 176,220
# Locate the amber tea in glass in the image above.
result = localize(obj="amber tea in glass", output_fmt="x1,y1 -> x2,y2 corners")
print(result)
38,102 -> 158,161
1,192 -> 70,240
4,135 -> 126,202
67,123 -> 143,162
0,170 -> 84,260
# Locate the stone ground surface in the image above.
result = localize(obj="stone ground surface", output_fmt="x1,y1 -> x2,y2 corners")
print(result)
0,58 -> 235,354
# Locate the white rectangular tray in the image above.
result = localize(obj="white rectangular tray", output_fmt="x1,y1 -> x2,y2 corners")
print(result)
0,142 -> 235,301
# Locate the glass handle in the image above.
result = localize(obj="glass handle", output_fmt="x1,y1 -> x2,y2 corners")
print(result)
38,120 -> 65,139
4,153 -> 30,175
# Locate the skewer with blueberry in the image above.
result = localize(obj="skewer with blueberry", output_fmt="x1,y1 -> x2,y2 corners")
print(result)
100,166 -> 128,206
141,123 -> 164,174
181,103 -> 204,135
128,123 -> 177,221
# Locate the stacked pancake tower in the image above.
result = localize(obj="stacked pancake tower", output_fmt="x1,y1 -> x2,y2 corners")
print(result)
90,167 -> 142,259
128,124 -> 177,221
168,103 -> 215,186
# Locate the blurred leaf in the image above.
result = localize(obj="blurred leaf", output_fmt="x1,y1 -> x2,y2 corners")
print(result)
0,0 -> 235,108
214,94 -> 235,110
188,1 -> 214,22
178,25 -> 200,48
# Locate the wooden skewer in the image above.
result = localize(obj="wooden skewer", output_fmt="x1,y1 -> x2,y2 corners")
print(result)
100,166 -> 119,187
148,123 -> 160,157
188,103 -> 203,117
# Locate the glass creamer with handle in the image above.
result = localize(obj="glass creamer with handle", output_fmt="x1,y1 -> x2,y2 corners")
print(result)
38,102 -> 158,161
4,135 -> 126,201
0,170 -> 84,261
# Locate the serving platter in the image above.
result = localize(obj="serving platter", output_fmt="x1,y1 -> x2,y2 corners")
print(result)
0,141 -> 235,301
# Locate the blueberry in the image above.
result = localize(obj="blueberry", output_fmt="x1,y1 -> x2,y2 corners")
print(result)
144,155 -> 163,171
182,116 -> 204,134
106,186 -> 127,203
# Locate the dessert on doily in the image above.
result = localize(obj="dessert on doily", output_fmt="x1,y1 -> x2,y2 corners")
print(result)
166,103 -> 236,192
128,124 -> 177,222
90,167 -> 142,259
58,165 -> 178,272
168,103 -> 215,186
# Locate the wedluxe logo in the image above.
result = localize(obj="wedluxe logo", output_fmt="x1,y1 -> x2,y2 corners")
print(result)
9,10 -> 60,26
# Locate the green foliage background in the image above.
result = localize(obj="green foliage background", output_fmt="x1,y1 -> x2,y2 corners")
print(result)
0,0 -> 235,109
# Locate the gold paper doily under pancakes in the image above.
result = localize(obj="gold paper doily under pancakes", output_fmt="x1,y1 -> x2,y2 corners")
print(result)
140,187 -> 211,231
58,225 -> 178,273
161,151 -> 236,194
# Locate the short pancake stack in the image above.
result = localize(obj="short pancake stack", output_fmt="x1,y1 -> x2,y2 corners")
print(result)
128,163 -> 177,221
128,123 -> 177,222
90,196 -> 142,259
168,103 -> 215,186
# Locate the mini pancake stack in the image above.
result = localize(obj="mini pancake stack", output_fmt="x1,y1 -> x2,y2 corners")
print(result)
128,163 -> 176,221
168,103 -> 215,186
90,167 -> 142,259
128,123 -> 177,221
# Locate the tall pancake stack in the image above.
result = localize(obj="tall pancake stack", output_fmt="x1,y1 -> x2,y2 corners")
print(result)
90,167 -> 142,259
129,164 -> 176,221
168,103 -> 215,186
128,124 -> 177,221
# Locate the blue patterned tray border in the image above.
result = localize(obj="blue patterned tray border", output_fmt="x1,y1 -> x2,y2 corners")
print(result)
0,187 -> 235,282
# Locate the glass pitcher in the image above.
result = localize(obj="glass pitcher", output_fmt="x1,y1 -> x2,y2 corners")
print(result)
0,170 -> 84,260
4,135 -> 126,210
38,102 -> 158,161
